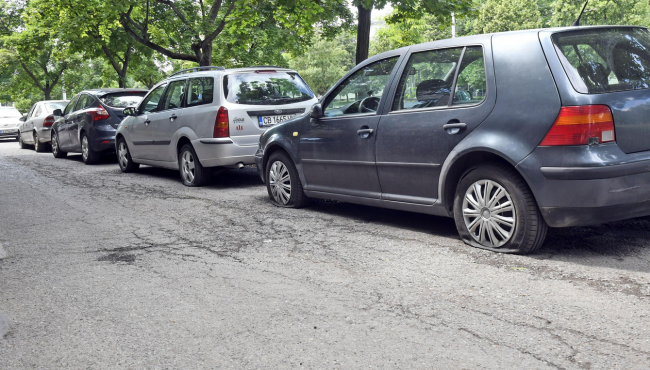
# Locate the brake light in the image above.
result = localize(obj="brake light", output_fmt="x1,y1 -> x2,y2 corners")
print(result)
540,105 -> 615,146
255,70 -> 277,73
88,105 -> 110,121
43,115 -> 55,127
213,106 -> 229,138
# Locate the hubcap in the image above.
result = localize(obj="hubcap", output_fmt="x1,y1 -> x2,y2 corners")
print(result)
268,161 -> 291,205
462,179 -> 516,248
181,150 -> 195,183
82,136 -> 89,160
52,133 -> 57,153
118,142 -> 129,168
34,133 -> 38,149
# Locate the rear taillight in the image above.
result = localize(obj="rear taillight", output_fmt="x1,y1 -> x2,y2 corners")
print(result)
88,105 -> 110,121
43,115 -> 55,127
540,105 -> 615,146
213,106 -> 229,138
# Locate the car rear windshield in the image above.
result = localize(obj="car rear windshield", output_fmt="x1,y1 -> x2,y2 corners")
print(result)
100,92 -> 147,108
223,71 -> 314,105
44,102 -> 67,113
0,108 -> 21,118
553,27 -> 650,94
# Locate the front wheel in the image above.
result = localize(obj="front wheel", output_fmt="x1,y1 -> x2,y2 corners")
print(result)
266,151 -> 308,208
179,144 -> 210,186
117,138 -> 139,173
51,131 -> 67,158
81,134 -> 100,164
34,132 -> 47,152
19,133 -> 28,149
453,163 -> 547,254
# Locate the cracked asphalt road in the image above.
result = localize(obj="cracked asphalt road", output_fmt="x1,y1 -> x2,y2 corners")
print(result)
1,139 -> 649,369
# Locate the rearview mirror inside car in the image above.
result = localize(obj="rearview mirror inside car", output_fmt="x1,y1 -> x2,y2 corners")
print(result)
52,109 -> 62,117
123,107 -> 136,116
311,104 -> 323,119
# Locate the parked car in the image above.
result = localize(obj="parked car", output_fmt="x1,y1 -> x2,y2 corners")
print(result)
256,25 -> 650,254
116,66 -> 318,186
18,100 -> 68,151
0,106 -> 23,141
50,89 -> 147,164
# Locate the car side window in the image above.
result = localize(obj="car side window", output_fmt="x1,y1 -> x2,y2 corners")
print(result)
323,57 -> 399,118
74,95 -> 89,112
33,105 -> 42,117
139,84 -> 167,114
27,104 -> 37,119
161,80 -> 186,111
392,47 -> 463,111
453,47 -> 487,106
64,96 -> 79,115
187,77 -> 214,107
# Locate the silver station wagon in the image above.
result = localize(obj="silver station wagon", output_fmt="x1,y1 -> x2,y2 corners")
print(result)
256,26 -> 650,254
116,66 -> 318,186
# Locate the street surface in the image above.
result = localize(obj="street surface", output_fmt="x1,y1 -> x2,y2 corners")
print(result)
1,139 -> 649,369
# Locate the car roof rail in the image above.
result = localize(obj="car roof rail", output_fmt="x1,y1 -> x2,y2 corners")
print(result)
247,65 -> 285,69
168,66 -> 226,78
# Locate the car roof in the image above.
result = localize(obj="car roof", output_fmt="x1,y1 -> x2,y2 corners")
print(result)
162,66 -> 299,81
80,88 -> 149,96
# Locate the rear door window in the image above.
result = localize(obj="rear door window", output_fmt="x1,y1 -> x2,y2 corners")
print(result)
100,92 -> 146,108
187,77 -> 214,107
223,71 -> 314,105
553,27 -> 650,94
453,47 -> 487,106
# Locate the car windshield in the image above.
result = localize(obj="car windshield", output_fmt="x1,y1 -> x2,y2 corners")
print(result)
44,102 -> 67,113
553,27 -> 650,94
100,92 -> 146,108
223,71 -> 314,105
0,108 -> 21,118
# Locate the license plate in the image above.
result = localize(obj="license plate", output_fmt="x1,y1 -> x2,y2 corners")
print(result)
258,114 -> 297,127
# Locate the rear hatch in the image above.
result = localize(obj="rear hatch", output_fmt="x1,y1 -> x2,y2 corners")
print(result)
552,27 -> 650,154
99,91 -> 147,128
222,69 -> 316,145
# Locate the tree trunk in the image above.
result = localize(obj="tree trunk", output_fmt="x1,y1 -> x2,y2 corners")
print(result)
356,4 -> 372,65
118,74 -> 127,88
199,43 -> 212,66
44,88 -> 52,100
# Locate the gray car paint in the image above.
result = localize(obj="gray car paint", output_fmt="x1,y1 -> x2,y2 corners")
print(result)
256,26 -> 650,229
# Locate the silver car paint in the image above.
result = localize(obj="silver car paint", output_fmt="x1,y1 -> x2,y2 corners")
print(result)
19,101 -> 68,144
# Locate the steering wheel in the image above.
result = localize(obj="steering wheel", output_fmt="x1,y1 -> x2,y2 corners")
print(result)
358,96 -> 380,113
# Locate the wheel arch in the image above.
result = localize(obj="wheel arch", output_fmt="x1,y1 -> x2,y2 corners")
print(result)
262,141 -> 298,177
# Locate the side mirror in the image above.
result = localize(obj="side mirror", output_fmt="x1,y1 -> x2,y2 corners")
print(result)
123,107 -> 137,116
311,104 -> 323,119
52,109 -> 62,117
19,116 -> 26,122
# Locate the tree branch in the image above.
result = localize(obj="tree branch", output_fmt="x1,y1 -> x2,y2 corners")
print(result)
209,0 -> 224,22
18,61 -> 45,92
156,0 -> 189,24
50,64 -> 67,88
205,0 -> 236,42
120,15 -> 199,62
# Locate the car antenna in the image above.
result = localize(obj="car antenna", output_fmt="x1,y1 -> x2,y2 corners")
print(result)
572,1 -> 589,26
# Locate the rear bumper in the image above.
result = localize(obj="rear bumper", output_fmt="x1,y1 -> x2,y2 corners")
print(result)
255,154 -> 265,182
89,122 -> 117,152
541,199 -> 650,227
191,138 -> 257,167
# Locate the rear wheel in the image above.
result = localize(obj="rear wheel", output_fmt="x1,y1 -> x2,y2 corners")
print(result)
266,151 -> 308,208
51,131 -> 67,158
453,163 -> 547,254
179,144 -> 210,186
19,133 -> 28,149
81,134 -> 100,164
117,138 -> 139,173
33,131 -> 46,152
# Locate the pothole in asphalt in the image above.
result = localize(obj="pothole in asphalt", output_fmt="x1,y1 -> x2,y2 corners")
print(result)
97,253 -> 136,263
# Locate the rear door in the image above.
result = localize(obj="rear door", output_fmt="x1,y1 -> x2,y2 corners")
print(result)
376,45 -> 496,204
69,94 -> 95,149
57,95 -> 79,148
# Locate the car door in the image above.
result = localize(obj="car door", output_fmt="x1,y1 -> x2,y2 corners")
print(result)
68,94 -> 93,149
21,104 -> 37,142
375,44 -> 496,204
299,56 -> 400,199
150,79 -> 186,162
129,83 -> 167,160
57,95 -> 80,149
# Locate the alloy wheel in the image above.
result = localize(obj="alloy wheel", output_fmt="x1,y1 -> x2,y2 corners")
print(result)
181,150 -> 195,184
269,161 -> 291,205
82,136 -> 89,160
462,179 -> 516,248
118,141 -> 129,169
52,133 -> 58,154
33,132 -> 39,151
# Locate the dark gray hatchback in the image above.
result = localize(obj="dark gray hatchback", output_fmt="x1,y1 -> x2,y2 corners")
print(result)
255,26 -> 650,254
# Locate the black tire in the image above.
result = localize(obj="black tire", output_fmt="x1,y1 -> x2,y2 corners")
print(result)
117,138 -> 139,173
81,133 -> 100,164
453,163 -> 547,255
178,144 -> 210,186
51,131 -> 67,158
18,133 -> 28,149
265,151 -> 308,208
34,131 -> 47,152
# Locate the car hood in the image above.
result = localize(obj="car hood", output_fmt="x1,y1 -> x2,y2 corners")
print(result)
0,117 -> 21,128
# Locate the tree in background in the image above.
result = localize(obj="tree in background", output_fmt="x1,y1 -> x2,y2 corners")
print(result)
551,0 -> 650,28
472,0 -> 543,33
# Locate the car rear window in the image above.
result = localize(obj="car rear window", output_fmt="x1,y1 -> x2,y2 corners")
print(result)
223,71 -> 314,105
0,107 -> 21,118
100,92 -> 147,108
44,102 -> 67,113
553,27 -> 650,94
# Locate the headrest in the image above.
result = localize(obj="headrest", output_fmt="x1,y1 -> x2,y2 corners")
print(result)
416,79 -> 449,102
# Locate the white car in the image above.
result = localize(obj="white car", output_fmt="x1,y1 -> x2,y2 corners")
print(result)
18,100 -> 68,152
116,66 -> 318,186
0,107 -> 23,141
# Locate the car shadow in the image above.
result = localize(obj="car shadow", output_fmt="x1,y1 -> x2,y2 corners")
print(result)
65,153 -> 119,166
134,165 -> 264,189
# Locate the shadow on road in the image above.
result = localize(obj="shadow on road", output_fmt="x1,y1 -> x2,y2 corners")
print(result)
134,164 -> 264,189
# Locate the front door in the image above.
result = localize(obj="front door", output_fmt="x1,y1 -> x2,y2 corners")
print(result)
376,45 -> 496,204
150,79 -> 186,162
129,83 -> 167,160
299,57 -> 400,199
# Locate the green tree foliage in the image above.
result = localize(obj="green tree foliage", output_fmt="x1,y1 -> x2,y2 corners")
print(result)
472,0 -> 543,34
550,0 -> 650,28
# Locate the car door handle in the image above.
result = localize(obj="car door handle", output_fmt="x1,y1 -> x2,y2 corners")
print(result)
357,128 -> 374,138
443,123 -> 466,134
169,114 -> 177,121
144,119 -> 151,125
